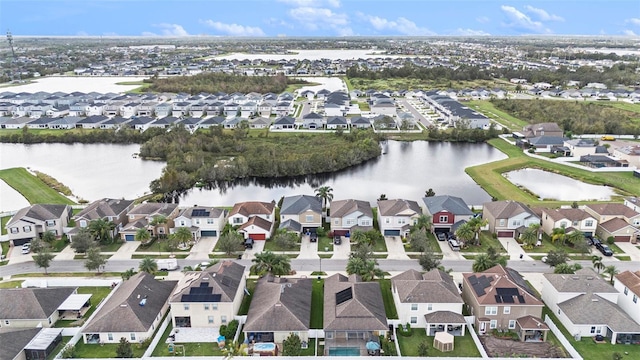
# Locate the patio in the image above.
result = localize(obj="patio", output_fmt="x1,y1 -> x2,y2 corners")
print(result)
168,327 -> 220,343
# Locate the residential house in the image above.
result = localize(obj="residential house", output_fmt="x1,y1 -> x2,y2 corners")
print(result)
189,103 -> 207,118
199,116 -> 225,129
228,201 -> 276,240
82,273 -> 176,344
28,103 -> 52,118
370,100 -> 397,117
6,204 -> 72,246
584,203 -> 640,242
25,117 -> 55,129
613,145 -> 640,168
624,197 -> 640,213
169,261 -> 246,328
522,123 -> 563,138
614,271 -> 640,325
48,116 -> 81,129
422,195 -> 474,234
243,276 -> 312,344
172,102 -> 191,117
326,116 -> 348,130
127,116 -> 155,131
171,206 -> 226,240
249,117 -> 271,129
136,102 -> 156,117
301,112 -> 324,130
483,200 -> 540,239
70,198 -> 134,241
154,103 -> 172,118
0,327 -> 50,360
99,116 -> 128,130
279,195 -> 322,234
377,199 -> 421,237
350,116 -> 372,129
542,269 -> 640,344
272,116 -> 295,129
240,102 -> 257,118
323,274 -> 388,356
564,139 -> 599,157
391,269 -> 465,334
328,199 -> 374,236
45,105 -> 70,118
120,203 -> 179,241
540,208 -> 597,237
0,287 -> 77,328
76,115 -> 108,129
0,117 -> 31,129
461,265 -> 548,341
86,103 -> 105,117
102,102 -> 123,117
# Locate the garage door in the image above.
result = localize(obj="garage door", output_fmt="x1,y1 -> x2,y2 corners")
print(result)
333,230 -> 349,236
12,238 -> 31,246
125,234 -> 135,241
433,227 -> 450,234
497,231 -> 514,238
249,233 -> 266,240
614,235 -> 631,242
201,230 -> 217,237
384,230 -> 401,236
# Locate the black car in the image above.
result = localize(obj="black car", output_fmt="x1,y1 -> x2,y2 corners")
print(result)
437,233 -> 447,241
596,243 -> 613,256
244,238 -> 254,249
309,232 -> 318,242
333,235 -> 342,245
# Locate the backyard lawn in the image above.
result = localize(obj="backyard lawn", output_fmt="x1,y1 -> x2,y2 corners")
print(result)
151,323 -> 224,357
55,286 -> 112,327
397,328 -> 481,357
378,279 -> 398,319
0,167 -> 75,205
310,279 -> 324,329
73,339 -> 146,358
238,279 -> 257,315
46,336 -> 72,360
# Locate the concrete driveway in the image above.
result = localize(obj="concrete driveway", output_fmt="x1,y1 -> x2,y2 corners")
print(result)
384,236 -> 409,260
243,240 -> 265,260
297,234 -> 319,259
186,236 -> 218,260
437,239 -> 465,260
110,241 -> 140,260
331,236 -> 351,259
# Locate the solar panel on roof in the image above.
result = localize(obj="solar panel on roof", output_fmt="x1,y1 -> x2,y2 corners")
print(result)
336,287 -> 353,305
495,295 -> 502,303
469,275 -> 478,285
181,293 -> 222,303
472,283 -> 486,296
200,282 -> 209,287
502,296 -> 515,304
517,295 -> 525,304
496,288 -> 518,296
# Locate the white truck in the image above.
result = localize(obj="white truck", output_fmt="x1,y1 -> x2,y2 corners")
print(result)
157,258 -> 179,271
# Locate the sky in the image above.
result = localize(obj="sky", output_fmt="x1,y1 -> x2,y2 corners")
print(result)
1,0 -> 639,37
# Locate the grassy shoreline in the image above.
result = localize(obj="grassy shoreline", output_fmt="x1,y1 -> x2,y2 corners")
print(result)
0,167 -> 75,205
466,138 -> 638,207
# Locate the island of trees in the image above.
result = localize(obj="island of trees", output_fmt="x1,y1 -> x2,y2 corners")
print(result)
147,73 -> 308,94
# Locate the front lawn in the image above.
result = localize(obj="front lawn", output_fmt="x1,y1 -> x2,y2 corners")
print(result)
99,241 -> 124,252
378,279 -> 398,319
263,239 -> 300,252
310,279 -> 324,329
136,240 -> 189,253
0,280 -> 23,288
461,231 -> 506,253
1,216 -> 10,235
73,339 -> 145,358
398,328 -> 481,357
317,236 -> 334,252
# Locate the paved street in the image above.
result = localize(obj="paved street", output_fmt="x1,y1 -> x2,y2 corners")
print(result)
396,98 -> 433,128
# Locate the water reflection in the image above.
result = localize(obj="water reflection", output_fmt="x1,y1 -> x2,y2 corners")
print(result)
504,168 -> 617,201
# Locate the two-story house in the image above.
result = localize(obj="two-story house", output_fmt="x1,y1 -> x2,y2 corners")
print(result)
483,200 -> 540,239
377,199 -> 422,237
540,208 -> 597,237
70,198 -> 134,241
6,204 -> 72,246
461,265 -> 548,342
543,269 -> 640,344
279,195 -> 322,235
391,269 -> 465,335
169,261 -> 246,328
614,271 -> 640,326
422,195 -> 474,234
328,199 -> 373,236
584,203 -> 640,242
228,201 -> 276,240
171,206 -> 227,240
119,203 -> 179,241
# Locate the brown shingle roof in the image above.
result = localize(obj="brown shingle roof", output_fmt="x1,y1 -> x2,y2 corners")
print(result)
463,265 -> 543,306
615,270 -> 640,297
392,269 -> 463,304
7,204 -> 70,226
483,201 -> 536,220
238,216 -> 272,232
329,199 -> 373,218
543,208 -> 593,222
424,311 -> 465,324
323,274 -> 387,331
586,203 -> 640,218
377,199 -> 421,217
599,217 -> 634,232
74,198 -> 133,221
229,201 -> 275,218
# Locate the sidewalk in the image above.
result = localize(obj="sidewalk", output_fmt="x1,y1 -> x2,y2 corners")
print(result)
614,242 -> 640,261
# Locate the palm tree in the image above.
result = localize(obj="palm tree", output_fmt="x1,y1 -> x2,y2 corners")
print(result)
314,185 -> 333,210
251,251 -> 291,276
472,254 -> 493,272
135,228 -> 151,244
412,214 -> 432,233
551,226 -> 567,245
150,215 -> 168,238
603,265 -> 619,285
346,257 -> 367,276
455,222 -> 474,248
173,227 -> 193,248
519,226 -> 538,249
138,257 -> 158,274
360,259 -> 385,281
424,188 -> 436,197
350,230 -> 369,246
467,217 -> 488,246
378,194 -> 387,201
89,219 -> 116,245
591,255 -> 605,274
566,230 -> 585,247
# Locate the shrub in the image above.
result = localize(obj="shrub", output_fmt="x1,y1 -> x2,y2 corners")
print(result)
398,323 -> 413,337
61,344 -> 75,359
606,236 -> 615,245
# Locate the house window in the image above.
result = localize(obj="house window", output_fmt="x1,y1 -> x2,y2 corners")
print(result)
508,320 -> 516,329
212,304 -> 218,310
490,320 -> 497,329
427,304 -> 433,311
108,334 -> 113,341
634,295 -> 638,304
439,215 -> 448,223
585,220 -> 593,227
233,217 -> 243,224
266,215 -> 270,220
590,326 -> 596,334
624,287 -> 629,295
385,218 -> 390,224
221,316 -> 227,324
183,304 -> 190,310
485,307 -> 498,316
130,215 -> 135,220
560,221 -> 567,228
512,220 -> 521,227
207,218 -> 214,224
46,220 -> 56,226
10,227 -> 18,234
23,225 -> 31,232
361,220 -> 371,226
130,333 -> 136,341
79,220 -> 87,227
499,219 -> 505,226
306,215 -> 314,222
334,219 -> 339,225
204,304 -> 209,310
410,317 -> 417,324
411,304 -> 418,311
573,221 -> 579,227
503,306 -> 511,314
208,316 -> 214,324
397,218 -> 405,225
180,221 -> 185,226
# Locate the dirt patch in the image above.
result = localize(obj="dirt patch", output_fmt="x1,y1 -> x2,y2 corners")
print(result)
480,335 -> 566,358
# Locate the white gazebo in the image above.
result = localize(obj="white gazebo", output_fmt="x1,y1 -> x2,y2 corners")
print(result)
433,331 -> 454,352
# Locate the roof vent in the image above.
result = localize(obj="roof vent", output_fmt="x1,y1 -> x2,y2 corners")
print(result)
586,276 -> 594,280
120,304 -> 128,307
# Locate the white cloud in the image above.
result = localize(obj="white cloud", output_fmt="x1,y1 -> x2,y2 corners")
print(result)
361,14 -> 435,36
141,31 -> 157,36
524,5 -> 564,22
201,20 -> 266,36
76,31 -> 89,36
278,0 -> 340,7
626,18 -> 640,26
288,7 -> 352,35
476,16 -> 490,24
501,5 -> 550,33
622,30 -> 637,36
453,28 -> 490,36
153,23 -> 189,37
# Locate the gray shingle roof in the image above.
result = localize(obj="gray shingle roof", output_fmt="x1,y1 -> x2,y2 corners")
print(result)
74,198 -> 133,221
83,273 -> 176,333
323,274 -> 387,331
392,269 -> 463,304
0,328 -> 41,360
558,293 -> 640,333
483,200 -> 536,220
424,311 -> 465,324
279,219 -> 302,233
0,287 -> 76,320
7,204 -> 70,226
170,261 -> 245,303
543,268 -> 618,294
422,195 -> 473,216
243,276 -> 311,332
280,195 -> 322,215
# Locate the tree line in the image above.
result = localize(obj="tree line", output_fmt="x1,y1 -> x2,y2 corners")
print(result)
148,73 -> 308,94
0,126 -> 165,144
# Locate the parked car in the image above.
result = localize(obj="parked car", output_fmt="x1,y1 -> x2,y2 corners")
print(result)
333,235 -> 342,245
437,233 -> 446,241
309,233 -> 318,242
448,239 -> 461,251
21,243 -> 30,254
596,243 -> 613,256
244,238 -> 254,249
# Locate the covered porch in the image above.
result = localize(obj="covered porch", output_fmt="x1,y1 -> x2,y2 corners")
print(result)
324,330 -> 384,356
57,293 -> 92,320
425,311 -> 466,336
516,315 -> 549,342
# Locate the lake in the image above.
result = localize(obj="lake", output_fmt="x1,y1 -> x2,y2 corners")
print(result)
0,141 -> 506,211
504,168 -> 617,201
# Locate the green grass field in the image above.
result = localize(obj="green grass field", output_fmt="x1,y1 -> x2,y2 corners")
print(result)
151,323 -> 224,357
397,328 -> 481,357
311,279 -> 324,329
73,339 -> 146,358
238,279 -> 256,315
466,100 -> 529,131
379,279 -> 398,319
466,138 -> 639,207
0,167 -> 75,205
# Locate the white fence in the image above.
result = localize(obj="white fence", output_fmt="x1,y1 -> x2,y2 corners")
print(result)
544,314 -> 583,360
22,278 -> 120,288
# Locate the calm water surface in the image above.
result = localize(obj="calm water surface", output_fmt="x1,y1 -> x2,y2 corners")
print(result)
504,168 -> 617,201
0,141 -> 506,211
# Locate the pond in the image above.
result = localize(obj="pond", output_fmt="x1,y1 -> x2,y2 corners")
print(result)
503,168 -> 617,201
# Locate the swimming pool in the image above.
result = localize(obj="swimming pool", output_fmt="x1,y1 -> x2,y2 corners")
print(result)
328,347 -> 360,356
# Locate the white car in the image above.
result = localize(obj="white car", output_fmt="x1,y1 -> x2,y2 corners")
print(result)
21,245 -> 31,254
